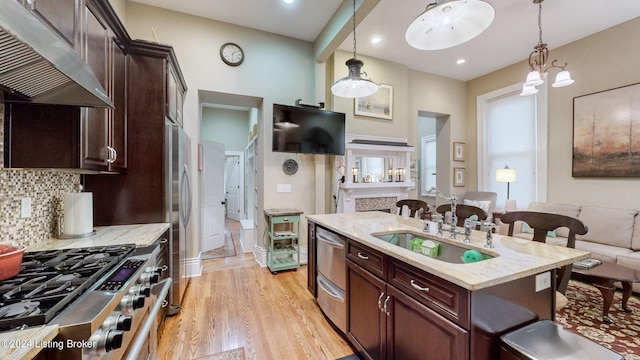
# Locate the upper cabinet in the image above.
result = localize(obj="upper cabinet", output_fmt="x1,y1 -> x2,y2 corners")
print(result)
22,0 -> 78,47
166,60 -> 185,126
3,0 -> 128,172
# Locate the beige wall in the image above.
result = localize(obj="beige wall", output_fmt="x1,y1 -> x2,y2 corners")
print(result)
124,2 -> 318,255
466,17 -> 640,209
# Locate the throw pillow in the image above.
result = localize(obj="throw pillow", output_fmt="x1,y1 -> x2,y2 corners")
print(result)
463,199 -> 491,214
521,221 -> 556,237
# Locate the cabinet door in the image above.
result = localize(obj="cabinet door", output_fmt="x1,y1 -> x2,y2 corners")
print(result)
166,62 -> 178,123
80,4 -> 110,170
347,260 -> 386,360
25,0 -> 77,46
109,39 -> 127,171
387,285 -> 468,360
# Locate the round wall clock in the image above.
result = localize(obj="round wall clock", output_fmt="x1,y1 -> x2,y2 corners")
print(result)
283,159 -> 298,175
220,42 -> 244,66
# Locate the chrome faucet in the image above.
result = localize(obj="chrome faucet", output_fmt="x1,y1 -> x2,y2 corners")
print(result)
426,187 -> 458,235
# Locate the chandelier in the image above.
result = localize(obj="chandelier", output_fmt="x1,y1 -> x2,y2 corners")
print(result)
520,0 -> 574,96
405,0 -> 495,50
331,0 -> 379,98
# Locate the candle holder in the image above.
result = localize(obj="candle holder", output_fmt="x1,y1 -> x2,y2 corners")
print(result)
395,168 -> 405,182
388,169 -> 393,182
352,167 -> 358,183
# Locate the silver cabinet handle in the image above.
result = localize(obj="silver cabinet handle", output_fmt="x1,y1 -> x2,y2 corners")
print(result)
357,252 -> 369,260
410,280 -> 429,292
378,292 -> 385,312
383,296 -> 391,316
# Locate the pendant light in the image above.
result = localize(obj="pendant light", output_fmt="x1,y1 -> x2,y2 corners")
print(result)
331,0 -> 379,98
405,0 -> 495,50
520,0 -> 574,96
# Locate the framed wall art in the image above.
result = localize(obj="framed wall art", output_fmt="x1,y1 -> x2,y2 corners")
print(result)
355,83 -> 393,120
573,82 -> 640,177
453,142 -> 465,162
454,167 -> 465,187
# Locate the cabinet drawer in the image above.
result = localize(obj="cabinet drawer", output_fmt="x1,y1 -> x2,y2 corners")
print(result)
347,240 -> 386,280
389,259 -> 469,328
271,215 -> 300,224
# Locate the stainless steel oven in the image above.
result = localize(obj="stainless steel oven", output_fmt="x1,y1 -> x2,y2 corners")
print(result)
316,227 -> 346,333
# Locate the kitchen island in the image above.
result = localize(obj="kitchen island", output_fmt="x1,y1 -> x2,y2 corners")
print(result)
307,212 -> 590,360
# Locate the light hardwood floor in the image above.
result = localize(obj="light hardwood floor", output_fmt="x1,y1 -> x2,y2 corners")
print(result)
157,219 -> 354,360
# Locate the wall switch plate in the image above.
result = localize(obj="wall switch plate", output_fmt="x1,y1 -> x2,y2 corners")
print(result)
277,184 -> 292,192
20,197 -> 32,218
535,271 -> 551,292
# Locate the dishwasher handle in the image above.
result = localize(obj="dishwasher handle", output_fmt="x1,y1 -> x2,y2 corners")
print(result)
317,276 -> 344,300
316,232 -> 345,249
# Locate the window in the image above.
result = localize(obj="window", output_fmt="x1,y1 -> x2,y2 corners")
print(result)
477,83 -> 548,211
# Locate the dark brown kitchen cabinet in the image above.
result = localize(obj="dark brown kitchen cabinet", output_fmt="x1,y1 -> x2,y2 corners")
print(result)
166,61 -> 184,125
80,1 -> 125,171
85,39 -> 187,225
307,221 -> 317,296
347,259 -> 468,360
3,0 -> 126,172
21,0 -> 78,47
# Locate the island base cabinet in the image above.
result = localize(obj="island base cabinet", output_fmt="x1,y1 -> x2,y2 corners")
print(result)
387,285 -> 468,360
348,260 -> 386,360
348,260 -> 469,360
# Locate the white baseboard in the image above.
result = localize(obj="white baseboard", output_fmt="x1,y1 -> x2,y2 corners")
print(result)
186,256 -> 202,278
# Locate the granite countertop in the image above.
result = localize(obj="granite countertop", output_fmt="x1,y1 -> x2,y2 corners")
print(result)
27,223 -> 170,252
0,325 -> 58,360
307,212 -> 590,290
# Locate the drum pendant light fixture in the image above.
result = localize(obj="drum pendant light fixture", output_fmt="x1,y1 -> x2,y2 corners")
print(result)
405,0 -> 495,50
331,0 -> 379,98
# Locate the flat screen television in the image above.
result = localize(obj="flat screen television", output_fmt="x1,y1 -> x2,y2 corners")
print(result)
272,103 -> 345,155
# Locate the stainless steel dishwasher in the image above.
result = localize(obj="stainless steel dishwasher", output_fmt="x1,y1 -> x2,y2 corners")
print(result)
316,227 -> 347,333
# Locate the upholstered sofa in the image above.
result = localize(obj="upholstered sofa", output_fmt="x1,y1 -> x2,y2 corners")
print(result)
498,202 -> 640,293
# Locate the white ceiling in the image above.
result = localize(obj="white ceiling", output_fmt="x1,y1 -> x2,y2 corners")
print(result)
129,0 -> 640,81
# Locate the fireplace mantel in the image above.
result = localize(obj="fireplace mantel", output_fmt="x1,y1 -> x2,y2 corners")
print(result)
337,134 -> 415,213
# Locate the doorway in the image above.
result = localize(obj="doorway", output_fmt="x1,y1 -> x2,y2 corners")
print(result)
199,90 -> 261,261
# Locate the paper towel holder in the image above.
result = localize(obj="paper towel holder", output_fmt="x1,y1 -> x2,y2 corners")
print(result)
56,184 -> 97,239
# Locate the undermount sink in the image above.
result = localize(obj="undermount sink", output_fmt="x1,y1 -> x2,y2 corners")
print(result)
371,231 -> 494,264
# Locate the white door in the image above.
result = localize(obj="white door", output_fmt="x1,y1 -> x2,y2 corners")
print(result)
225,155 -> 242,221
200,141 -> 226,252
421,135 -> 437,196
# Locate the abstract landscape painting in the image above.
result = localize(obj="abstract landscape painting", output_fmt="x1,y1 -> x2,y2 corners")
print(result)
573,83 -> 640,177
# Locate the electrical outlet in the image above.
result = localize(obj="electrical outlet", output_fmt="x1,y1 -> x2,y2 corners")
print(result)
20,197 -> 32,219
277,184 -> 292,192
535,271 -> 551,292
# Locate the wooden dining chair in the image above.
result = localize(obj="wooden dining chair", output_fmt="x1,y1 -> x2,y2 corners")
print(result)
436,204 -> 487,227
396,199 -> 430,219
500,211 -> 589,294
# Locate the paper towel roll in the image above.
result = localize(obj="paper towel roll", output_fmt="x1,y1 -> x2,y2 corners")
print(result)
63,192 -> 93,236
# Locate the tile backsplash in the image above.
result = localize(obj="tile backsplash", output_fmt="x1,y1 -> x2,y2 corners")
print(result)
0,92 -> 80,247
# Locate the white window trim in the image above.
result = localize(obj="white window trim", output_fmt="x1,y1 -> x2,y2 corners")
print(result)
476,82 -> 548,202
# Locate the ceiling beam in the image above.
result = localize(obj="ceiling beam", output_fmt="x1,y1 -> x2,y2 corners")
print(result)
313,0 -> 381,63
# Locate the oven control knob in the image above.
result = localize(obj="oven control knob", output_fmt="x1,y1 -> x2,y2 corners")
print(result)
140,270 -> 160,286
129,284 -> 151,297
89,329 -> 124,354
120,294 -> 146,312
103,312 -> 133,331
105,330 -> 124,352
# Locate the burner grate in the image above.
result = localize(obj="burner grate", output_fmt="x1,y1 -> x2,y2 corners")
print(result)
0,243 -> 136,331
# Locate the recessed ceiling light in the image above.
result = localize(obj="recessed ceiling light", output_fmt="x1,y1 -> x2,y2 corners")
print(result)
456,59 -> 466,64
283,0 -> 294,3
371,37 -> 382,44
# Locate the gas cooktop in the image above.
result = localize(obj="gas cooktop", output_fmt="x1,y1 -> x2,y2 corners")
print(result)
0,244 -> 136,332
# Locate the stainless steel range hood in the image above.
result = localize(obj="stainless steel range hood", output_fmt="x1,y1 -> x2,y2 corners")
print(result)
0,0 -> 114,108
